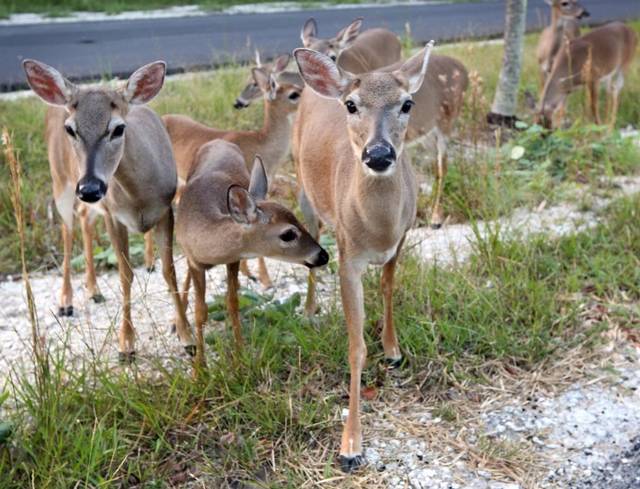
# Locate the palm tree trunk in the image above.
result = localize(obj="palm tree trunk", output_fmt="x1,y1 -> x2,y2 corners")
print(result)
487,0 -> 528,127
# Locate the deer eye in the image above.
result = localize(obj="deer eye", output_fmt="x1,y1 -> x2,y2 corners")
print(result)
111,124 -> 126,140
401,100 -> 414,114
288,91 -> 300,101
345,100 -> 358,114
279,229 -> 298,242
64,125 -> 76,138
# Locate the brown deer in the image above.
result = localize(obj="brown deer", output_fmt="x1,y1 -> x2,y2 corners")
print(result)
175,140 -> 328,367
292,42 -> 434,472
23,59 -> 195,362
536,0 -> 590,89
538,22 -> 638,129
300,17 -> 402,73
233,51 -> 303,109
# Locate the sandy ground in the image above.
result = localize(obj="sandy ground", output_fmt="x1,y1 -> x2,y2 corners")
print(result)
1,175 -> 640,487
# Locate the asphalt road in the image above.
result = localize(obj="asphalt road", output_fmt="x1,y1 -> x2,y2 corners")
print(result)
1,0 -> 639,92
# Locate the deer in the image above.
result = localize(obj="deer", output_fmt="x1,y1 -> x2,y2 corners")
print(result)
233,51 -> 303,109
161,63 -> 304,289
536,0 -> 590,89
292,41 -> 435,472
23,59 -> 195,362
537,22 -> 638,130
300,17 -> 402,74
175,140 -> 328,367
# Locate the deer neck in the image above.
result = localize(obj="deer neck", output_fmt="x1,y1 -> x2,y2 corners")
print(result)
255,100 -> 292,173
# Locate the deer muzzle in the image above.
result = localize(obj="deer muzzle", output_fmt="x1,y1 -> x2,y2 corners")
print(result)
76,177 -> 107,203
362,142 -> 396,173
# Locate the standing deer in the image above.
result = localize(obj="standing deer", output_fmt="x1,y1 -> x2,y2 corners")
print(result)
175,140 -> 328,366
292,42 -> 434,472
162,63 -> 303,288
538,22 -> 638,129
23,59 -> 195,361
300,17 -> 402,73
536,0 -> 590,88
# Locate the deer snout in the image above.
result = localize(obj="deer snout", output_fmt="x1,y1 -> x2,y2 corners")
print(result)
579,9 -> 590,19
233,98 -> 249,109
76,177 -> 107,203
362,142 -> 396,173
305,248 -> 329,269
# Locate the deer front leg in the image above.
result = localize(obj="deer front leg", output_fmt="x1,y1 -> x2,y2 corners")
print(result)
144,231 -> 155,272
338,256 -> 367,473
104,217 -> 135,363
257,257 -> 273,289
380,242 -> 403,367
190,264 -> 207,369
226,261 -> 243,350
58,220 -> 74,317
299,189 -> 321,316
239,260 -> 256,282
78,205 -> 103,303
430,132 -> 448,229
155,208 -> 195,357
588,81 -> 601,125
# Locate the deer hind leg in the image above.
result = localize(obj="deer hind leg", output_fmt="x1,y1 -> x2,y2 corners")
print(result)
55,185 -> 75,317
78,205 -> 104,303
299,189 -> 321,317
104,217 -> 135,363
338,255 -> 367,472
155,208 -> 195,357
380,240 -> 404,367
190,264 -> 207,369
588,81 -> 601,125
257,257 -> 273,289
608,71 -> 624,128
239,260 -> 256,282
226,261 -> 243,351
430,129 -> 448,230
144,231 -> 155,272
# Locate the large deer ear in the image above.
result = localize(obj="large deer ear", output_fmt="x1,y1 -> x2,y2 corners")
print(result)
249,155 -> 268,200
394,40 -> 435,94
336,18 -> 363,49
272,54 -> 291,74
124,61 -> 166,105
22,59 -> 75,106
227,185 -> 260,224
301,18 -> 318,47
294,48 -> 350,99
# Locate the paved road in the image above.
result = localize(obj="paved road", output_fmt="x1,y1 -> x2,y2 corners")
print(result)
1,0 -> 638,91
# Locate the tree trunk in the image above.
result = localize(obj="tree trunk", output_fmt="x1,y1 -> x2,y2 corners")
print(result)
487,0 -> 528,127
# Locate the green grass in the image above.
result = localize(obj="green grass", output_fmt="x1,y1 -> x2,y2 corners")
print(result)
2,195 -> 639,487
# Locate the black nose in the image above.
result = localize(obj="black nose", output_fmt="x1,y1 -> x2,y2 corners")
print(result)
306,248 -> 329,268
330,55 -> 337,61
76,177 -> 106,203
233,99 -> 248,109
580,10 -> 590,18
362,142 -> 396,173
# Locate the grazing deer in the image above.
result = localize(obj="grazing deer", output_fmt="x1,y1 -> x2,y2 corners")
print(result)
537,22 -> 638,129
175,140 -> 328,366
163,63 -> 303,288
300,17 -> 402,73
292,42 -> 434,472
23,59 -> 195,361
233,51 -> 303,109
536,0 -> 590,88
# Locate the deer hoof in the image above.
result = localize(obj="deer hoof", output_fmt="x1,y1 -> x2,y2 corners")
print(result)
430,222 -> 443,230
184,345 -> 197,357
118,351 -> 136,364
91,293 -> 105,304
58,305 -> 74,317
146,265 -> 156,273
383,356 -> 405,369
338,454 -> 366,473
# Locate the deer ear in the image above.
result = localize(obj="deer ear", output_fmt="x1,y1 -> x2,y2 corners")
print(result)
249,155 -> 268,200
336,18 -> 363,49
124,61 -> 166,105
394,40 -> 435,94
227,185 -> 260,224
23,59 -> 75,106
301,18 -> 318,47
294,48 -> 349,99
272,54 -> 291,74
252,67 -> 277,99
543,0 -> 553,6
254,49 -> 262,66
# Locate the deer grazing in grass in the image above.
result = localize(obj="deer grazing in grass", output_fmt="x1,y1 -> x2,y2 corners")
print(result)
162,61 -> 303,288
536,0 -> 590,89
175,140 -> 328,367
301,17 -> 402,73
292,41 -> 434,472
23,59 -> 195,362
537,22 -> 638,129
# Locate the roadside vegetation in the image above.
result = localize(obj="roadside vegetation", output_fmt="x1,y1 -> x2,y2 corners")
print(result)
0,20 -> 639,488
